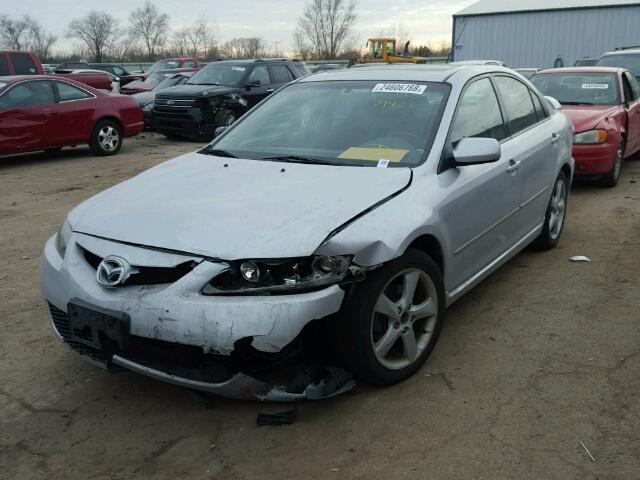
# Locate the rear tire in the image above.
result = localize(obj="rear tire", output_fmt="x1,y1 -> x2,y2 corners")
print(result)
600,141 -> 624,188
338,249 -> 445,386
531,170 -> 569,250
89,120 -> 122,156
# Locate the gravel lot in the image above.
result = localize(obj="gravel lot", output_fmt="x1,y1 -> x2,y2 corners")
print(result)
1,133 -> 639,480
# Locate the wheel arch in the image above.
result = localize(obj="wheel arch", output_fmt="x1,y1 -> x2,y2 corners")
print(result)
94,115 -> 123,134
406,234 -> 445,276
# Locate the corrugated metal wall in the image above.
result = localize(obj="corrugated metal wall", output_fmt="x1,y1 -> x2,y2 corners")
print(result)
452,6 -> 640,67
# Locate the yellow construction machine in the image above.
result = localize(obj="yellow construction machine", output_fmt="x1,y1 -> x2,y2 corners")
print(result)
356,37 -> 425,64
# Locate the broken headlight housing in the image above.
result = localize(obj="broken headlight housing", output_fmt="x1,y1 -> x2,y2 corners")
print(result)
55,219 -> 72,258
202,255 -> 351,295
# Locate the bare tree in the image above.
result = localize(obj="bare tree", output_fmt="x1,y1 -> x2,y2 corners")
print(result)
185,15 -> 219,60
221,37 -> 267,59
0,15 -> 33,50
129,1 -> 169,60
296,0 -> 357,59
67,11 -> 120,62
292,27 -> 314,60
28,20 -> 57,61
168,28 -> 190,57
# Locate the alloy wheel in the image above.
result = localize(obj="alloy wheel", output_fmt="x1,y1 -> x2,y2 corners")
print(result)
548,178 -> 567,240
371,268 -> 439,370
98,126 -> 120,152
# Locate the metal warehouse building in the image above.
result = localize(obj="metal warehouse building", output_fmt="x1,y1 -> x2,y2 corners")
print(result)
452,0 -> 640,68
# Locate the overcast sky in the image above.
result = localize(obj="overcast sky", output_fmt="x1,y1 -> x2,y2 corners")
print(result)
3,0 -> 475,53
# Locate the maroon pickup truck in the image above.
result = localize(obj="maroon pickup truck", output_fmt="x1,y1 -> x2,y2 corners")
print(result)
0,51 -> 113,91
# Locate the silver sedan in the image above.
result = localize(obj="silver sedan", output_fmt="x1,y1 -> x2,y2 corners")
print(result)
41,64 -> 574,400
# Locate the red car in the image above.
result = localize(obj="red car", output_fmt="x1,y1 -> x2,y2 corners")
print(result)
0,76 -> 143,157
120,68 -> 200,95
531,67 -> 640,187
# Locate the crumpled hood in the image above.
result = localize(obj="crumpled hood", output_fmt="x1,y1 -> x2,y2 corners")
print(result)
69,152 -> 411,259
158,84 -> 239,98
562,105 -> 622,132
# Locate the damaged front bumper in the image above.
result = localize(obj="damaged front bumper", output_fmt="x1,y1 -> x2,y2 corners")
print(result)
41,233 -> 353,401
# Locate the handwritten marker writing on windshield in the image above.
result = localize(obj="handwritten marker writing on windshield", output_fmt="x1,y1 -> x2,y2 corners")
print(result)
377,159 -> 390,168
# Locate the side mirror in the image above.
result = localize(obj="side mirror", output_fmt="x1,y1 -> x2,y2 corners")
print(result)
453,137 -> 501,166
214,126 -> 228,137
544,96 -> 562,111
246,80 -> 261,89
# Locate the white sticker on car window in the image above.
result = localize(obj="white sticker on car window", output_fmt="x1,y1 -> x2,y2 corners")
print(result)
377,159 -> 390,168
231,66 -> 246,71
582,83 -> 609,89
372,83 -> 427,95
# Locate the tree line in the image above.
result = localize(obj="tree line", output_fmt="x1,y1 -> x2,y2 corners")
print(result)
1,0 -> 450,63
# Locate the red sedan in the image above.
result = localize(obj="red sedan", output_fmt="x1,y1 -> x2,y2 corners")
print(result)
120,68 -> 200,95
531,67 -> 640,187
0,76 -> 143,157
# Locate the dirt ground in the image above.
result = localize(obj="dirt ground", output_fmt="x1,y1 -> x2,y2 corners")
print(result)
1,133 -> 639,480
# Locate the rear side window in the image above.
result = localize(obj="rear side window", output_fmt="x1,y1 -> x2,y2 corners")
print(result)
182,61 -> 195,68
55,81 -> 93,101
0,55 -> 9,76
113,66 -> 126,76
269,65 -> 294,84
450,77 -> 507,144
530,91 -> 547,121
247,66 -> 270,86
11,53 -> 38,75
494,76 -> 539,135
0,81 -> 55,109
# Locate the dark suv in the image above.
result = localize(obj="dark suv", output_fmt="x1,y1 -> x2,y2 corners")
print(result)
150,59 -> 309,140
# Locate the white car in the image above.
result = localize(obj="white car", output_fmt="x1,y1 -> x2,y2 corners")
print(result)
41,65 -> 573,400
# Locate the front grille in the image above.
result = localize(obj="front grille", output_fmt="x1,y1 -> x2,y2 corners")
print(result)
154,96 -> 198,112
82,247 -> 197,286
48,303 -> 106,361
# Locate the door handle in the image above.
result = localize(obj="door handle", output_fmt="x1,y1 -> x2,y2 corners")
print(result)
506,159 -> 522,173
266,88 -> 275,93
551,132 -> 560,144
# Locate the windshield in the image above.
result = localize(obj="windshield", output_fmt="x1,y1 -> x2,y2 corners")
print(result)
188,64 -> 248,86
149,60 -> 180,72
145,73 -> 173,85
531,73 -> 620,105
208,80 -> 450,167
597,54 -> 640,76
152,75 -> 186,91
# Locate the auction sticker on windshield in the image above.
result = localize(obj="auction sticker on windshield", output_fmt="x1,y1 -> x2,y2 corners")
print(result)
372,83 -> 427,95
582,83 -> 609,89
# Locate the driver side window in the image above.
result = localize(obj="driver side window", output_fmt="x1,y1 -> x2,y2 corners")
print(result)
450,77 -> 507,144
248,66 -> 270,86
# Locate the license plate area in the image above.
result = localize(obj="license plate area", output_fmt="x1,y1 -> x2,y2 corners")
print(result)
67,299 -> 130,350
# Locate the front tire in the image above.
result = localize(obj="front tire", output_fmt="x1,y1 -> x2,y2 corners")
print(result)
600,141 -> 624,188
214,109 -> 237,128
338,249 -> 445,386
89,120 -> 122,156
531,171 -> 569,250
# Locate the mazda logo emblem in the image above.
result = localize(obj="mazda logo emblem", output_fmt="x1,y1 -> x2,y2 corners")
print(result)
96,256 -> 135,288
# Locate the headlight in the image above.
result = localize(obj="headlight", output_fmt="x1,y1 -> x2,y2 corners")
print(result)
55,219 -> 72,258
574,129 -> 608,144
202,255 -> 351,295
143,102 -> 153,111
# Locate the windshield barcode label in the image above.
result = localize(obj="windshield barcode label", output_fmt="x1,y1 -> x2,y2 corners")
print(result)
372,83 -> 427,95
582,83 -> 609,89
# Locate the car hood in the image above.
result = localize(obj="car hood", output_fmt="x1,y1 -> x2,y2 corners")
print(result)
562,105 -> 622,131
69,152 -> 412,259
132,91 -> 155,106
122,80 -> 152,92
157,84 -> 240,98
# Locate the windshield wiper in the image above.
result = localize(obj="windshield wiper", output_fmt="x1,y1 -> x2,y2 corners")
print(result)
560,101 -> 595,105
204,148 -> 237,158
260,155 -> 346,166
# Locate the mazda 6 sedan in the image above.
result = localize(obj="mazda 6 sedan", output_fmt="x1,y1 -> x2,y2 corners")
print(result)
41,65 -> 574,401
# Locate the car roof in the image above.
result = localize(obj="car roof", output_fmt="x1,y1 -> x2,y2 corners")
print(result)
537,66 -> 622,74
602,49 -> 640,56
0,75 -> 52,84
297,64 -> 515,84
